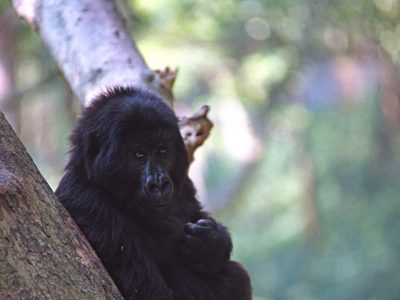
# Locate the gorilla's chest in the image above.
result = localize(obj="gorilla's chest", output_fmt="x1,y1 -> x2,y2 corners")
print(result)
139,223 -> 183,264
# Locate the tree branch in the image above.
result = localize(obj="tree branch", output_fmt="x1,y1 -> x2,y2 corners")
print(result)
12,0 -> 212,160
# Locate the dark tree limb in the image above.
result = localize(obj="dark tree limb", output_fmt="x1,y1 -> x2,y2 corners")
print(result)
0,112 -> 123,299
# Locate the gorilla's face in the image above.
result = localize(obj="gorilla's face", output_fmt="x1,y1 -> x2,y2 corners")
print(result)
78,91 -> 188,215
122,129 -> 179,210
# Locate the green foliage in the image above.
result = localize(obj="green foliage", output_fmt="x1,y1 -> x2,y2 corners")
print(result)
129,1 -> 400,298
221,100 -> 400,299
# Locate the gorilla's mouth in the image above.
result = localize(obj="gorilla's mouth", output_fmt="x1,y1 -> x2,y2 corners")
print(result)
138,188 -> 173,211
150,202 -> 170,209
138,198 -> 172,213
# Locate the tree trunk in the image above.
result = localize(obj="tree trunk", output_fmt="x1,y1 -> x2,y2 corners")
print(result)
0,112 -> 123,299
13,0 -> 148,106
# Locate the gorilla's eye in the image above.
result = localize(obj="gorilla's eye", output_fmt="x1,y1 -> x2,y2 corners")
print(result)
158,146 -> 168,155
134,151 -> 146,159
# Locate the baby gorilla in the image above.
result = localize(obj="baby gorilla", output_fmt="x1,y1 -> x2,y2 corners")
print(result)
56,88 -> 251,300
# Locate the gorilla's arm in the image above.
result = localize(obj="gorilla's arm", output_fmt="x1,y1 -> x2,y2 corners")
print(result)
178,210 -> 252,300
82,215 -> 173,300
57,184 -> 173,300
181,218 -> 232,275
175,179 -> 233,276
110,250 -> 173,300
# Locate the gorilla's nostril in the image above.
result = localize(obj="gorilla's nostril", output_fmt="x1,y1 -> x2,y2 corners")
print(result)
145,173 -> 173,198
149,183 -> 161,194
160,180 -> 172,195
161,181 -> 169,190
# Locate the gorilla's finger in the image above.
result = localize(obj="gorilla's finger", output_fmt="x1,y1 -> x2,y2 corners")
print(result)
183,234 -> 201,248
184,222 -> 195,233
184,222 -> 214,236
196,219 -> 215,228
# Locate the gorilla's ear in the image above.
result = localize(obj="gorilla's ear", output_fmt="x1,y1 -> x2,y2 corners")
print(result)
81,132 -> 100,181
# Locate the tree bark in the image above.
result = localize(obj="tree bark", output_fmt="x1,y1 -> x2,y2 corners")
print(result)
13,0 -> 149,106
0,112 -> 123,299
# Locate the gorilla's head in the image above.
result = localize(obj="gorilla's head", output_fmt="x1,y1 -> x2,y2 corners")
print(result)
70,88 -> 189,214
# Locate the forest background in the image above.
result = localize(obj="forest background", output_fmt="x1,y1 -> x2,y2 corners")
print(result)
1,0 -> 400,299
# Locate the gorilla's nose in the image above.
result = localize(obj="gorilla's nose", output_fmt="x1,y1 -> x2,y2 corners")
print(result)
145,173 -> 173,200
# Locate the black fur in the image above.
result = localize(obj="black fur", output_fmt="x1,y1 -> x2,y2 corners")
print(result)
56,87 -> 251,300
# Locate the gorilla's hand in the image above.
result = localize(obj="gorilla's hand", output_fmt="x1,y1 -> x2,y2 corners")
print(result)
180,219 -> 232,275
